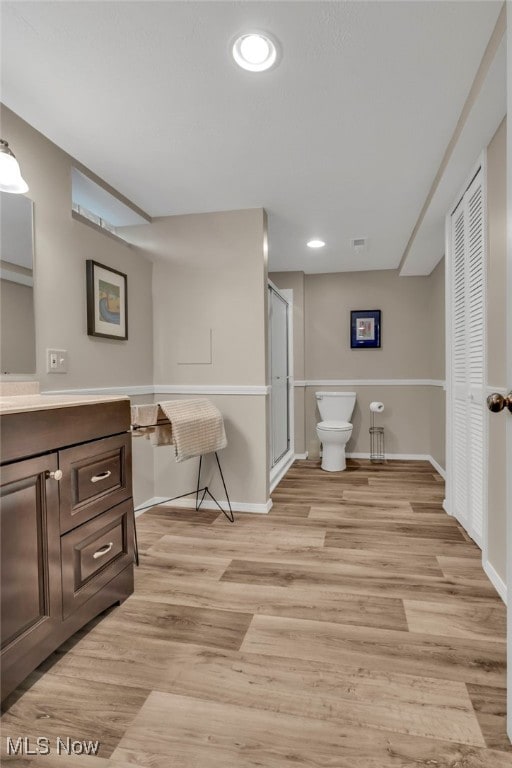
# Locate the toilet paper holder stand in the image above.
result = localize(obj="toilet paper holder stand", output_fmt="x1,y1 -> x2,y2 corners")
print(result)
369,410 -> 385,463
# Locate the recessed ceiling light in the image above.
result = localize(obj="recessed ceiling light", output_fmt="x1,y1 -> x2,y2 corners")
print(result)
232,33 -> 278,72
307,239 -> 326,249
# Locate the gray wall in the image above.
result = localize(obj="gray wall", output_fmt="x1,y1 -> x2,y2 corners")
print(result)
3,106 -> 270,510
305,384 -> 433,459
271,267 -> 446,463
126,209 -> 270,508
1,106 -> 154,391
304,270 -> 434,380
1,106 -> 154,506
148,210 -> 268,387
429,258 -> 446,469
429,258 -> 446,380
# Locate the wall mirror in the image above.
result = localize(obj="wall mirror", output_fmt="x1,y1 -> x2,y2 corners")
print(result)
0,192 -> 36,374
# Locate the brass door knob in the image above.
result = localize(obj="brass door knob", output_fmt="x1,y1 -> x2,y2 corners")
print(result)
486,393 -> 512,414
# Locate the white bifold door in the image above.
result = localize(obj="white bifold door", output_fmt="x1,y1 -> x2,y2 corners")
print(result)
447,165 -> 487,547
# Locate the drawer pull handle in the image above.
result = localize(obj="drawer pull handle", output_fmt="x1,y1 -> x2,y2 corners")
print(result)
93,542 -> 114,559
91,470 -> 112,483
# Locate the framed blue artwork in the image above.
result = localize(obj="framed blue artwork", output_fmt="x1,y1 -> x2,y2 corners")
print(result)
351,309 -> 381,349
86,260 -> 128,340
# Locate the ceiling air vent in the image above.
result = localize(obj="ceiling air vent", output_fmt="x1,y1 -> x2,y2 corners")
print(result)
351,237 -> 367,252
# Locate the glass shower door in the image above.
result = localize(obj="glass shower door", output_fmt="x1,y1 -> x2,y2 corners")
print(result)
269,287 -> 289,467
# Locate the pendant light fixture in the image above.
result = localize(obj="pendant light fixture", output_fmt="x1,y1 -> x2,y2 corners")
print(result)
0,139 -> 29,194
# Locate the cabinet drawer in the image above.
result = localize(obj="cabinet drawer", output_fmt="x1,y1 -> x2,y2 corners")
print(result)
59,434 -> 132,533
61,500 -> 134,618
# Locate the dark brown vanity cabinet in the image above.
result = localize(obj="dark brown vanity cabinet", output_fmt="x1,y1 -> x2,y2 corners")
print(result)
0,400 -> 134,702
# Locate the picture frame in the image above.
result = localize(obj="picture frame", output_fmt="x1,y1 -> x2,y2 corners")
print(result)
86,260 -> 128,340
350,309 -> 381,349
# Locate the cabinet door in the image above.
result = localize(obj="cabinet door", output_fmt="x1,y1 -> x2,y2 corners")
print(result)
1,454 -> 62,700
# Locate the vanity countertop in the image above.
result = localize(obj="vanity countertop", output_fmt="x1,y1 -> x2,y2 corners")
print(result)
0,393 -> 130,416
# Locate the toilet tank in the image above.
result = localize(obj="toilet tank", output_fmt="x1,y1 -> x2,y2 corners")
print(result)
315,391 -> 356,422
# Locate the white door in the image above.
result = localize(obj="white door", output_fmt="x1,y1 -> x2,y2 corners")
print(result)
269,287 -> 289,467
506,18 -> 511,738
506,174 -> 512,740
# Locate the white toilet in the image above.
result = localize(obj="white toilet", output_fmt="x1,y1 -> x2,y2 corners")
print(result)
315,391 -> 356,472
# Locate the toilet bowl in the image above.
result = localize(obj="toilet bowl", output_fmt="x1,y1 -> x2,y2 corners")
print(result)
315,392 -> 356,472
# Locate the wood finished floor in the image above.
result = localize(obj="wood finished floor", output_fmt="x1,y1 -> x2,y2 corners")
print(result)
2,459 -> 511,766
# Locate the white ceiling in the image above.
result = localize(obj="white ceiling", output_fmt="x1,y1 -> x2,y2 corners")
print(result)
0,1 -> 504,274
400,35 -> 506,276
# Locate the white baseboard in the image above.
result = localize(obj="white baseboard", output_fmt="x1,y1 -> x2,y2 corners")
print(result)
483,559 -> 507,604
345,452 -> 446,479
134,496 -> 170,516
294,452 -> 309,460
167,497 -> 273,514
428,456 -> 446,479
135,495 -> 272,515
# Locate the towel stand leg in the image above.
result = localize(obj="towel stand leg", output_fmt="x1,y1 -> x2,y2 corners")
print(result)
195,455 -> 203,509
195,455 -> 209,512
195,452 -> 234,523
131,505 -> 139,566
214,452 -> 234,522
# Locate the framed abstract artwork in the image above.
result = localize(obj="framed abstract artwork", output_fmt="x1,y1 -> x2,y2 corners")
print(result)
86,260 -> 128,340
350,309 -> 381,349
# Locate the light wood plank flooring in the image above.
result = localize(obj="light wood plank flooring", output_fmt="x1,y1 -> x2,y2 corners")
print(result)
2,459 -> 511,766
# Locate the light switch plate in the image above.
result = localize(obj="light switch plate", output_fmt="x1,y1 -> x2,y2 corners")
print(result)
46,349 -> 68,374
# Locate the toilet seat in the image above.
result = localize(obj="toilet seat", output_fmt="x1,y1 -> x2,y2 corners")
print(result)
317,420 -> 352,431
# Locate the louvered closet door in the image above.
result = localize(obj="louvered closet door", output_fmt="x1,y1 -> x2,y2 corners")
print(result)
465,174 -> 485,544
449,166 -> 486,547
451,202 -> 469,530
